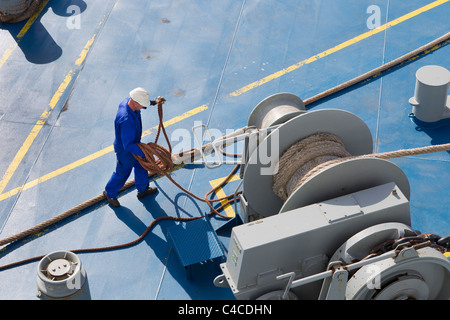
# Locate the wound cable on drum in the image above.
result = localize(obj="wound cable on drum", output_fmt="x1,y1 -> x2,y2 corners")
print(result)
273,132 -> 351,201
273,132 -> 450,201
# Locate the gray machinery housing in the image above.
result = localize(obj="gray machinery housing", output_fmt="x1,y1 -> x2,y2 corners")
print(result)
214,93 -> 450,300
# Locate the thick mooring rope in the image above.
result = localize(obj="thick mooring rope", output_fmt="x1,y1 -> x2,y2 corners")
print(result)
133,103 -> 240,219
273,132 -> 450,201
273,133 -> 351,200
299,141 -> 450,187
1,32 -> 449,270
0,166 -> 241,271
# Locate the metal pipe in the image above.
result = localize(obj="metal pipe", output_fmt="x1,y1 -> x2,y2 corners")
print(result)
276,251 -> 396,291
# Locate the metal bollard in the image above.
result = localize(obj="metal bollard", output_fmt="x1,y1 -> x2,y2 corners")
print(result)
409,65 -> 450,123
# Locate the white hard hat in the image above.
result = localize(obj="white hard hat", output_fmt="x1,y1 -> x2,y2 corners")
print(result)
130,87 -> 150,107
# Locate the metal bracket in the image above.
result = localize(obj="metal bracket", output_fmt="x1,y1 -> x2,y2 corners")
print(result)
276,272 -> 296,300
321,267 -> 348,300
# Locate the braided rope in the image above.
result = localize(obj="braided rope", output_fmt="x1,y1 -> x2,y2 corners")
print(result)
273,133 -> 351,200
296,142 -> 450,191
1,32 -> 449,269
273,132 -> 450,201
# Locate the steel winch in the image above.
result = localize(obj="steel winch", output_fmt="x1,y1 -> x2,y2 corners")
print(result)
209,93 -> 450,300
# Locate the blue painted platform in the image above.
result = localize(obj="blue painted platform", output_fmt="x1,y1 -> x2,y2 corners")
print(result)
167,217 -> 225,280
0,0 -> 449,299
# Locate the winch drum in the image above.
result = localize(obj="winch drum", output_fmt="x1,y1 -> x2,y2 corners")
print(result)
243,108 -> 374,219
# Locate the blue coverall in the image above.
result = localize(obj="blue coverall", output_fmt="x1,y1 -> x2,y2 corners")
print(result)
105,97 -> 154,198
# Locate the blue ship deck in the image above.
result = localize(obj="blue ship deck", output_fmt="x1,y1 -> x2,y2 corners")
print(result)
0,0 -> 449,300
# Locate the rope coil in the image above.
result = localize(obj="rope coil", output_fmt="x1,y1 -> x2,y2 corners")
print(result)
273,133 -> 351,200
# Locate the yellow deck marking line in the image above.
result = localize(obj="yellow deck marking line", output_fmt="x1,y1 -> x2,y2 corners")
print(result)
209,174 -> 241,217
0,105 -> 208,202
0,43 -> 17,70
0,0 -> 50,69
230,0 -> 450,97
0,28 -> 100,195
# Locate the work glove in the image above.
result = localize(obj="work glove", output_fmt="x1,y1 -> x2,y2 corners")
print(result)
155,96 -> 166,105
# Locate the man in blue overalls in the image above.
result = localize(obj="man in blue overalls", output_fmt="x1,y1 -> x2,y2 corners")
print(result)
103,87 -> 163,207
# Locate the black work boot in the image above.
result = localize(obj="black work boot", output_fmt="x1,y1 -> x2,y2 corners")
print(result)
137,186 -> 158,199
103,191 -> 120,207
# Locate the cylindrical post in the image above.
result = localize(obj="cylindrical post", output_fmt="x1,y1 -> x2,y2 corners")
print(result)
409,65 -> 450,123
